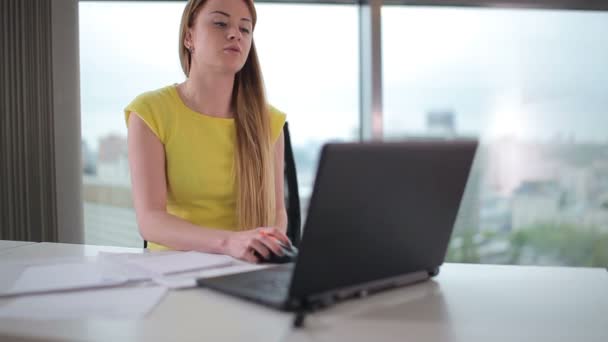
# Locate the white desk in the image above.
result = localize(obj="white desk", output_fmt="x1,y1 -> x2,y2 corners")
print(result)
0,242 -> 606,342
0,240 -> 37,254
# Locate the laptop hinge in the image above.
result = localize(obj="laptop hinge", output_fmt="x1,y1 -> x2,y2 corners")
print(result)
301,270 -> 430,310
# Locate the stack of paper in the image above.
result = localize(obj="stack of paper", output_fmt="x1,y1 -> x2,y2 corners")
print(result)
0,262 -> 128,297
0,250 -> 238,320
0,251 -> 234,297
122,251 -> 233,276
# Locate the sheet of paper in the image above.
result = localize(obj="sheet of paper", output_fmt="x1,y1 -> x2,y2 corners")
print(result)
0,240 -> 35,251
123,251 -> 233,276
97,250 -> 180,262
0,251 -> 236,296
0,286 -> 167,320
0,264 -> 27,293
0,262 -> 128,297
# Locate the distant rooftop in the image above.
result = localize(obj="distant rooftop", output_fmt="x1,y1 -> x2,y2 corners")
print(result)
514,180 -> 561,196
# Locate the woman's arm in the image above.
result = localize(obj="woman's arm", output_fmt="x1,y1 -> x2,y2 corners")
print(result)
127,112 -> 289,261
128,112 -> 229,253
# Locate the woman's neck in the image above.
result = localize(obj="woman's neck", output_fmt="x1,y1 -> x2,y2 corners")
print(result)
179,70 -> 235,118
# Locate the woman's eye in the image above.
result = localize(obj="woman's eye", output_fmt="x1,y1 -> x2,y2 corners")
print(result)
240,27 -> 250,34
214,22 -> 227,28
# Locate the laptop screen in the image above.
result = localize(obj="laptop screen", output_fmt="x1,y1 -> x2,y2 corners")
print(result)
289,140 -> 478,298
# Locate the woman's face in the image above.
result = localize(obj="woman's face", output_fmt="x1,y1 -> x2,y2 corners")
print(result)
186,0 -> 254,75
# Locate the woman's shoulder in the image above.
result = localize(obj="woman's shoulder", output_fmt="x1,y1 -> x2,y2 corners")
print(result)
130,84 -> 177,108
268,104 -> 286,121
267,104 -> 287,143
124,84 -> 178,140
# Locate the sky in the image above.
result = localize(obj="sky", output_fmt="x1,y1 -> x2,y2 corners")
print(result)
79,2 -> 608,151
382,7 -> 608,141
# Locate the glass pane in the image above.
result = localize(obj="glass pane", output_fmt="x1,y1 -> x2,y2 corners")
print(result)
382,7 -> 608,266
255,3 -> 360,212
80,2 -> 184,247
79,2 -> 358,247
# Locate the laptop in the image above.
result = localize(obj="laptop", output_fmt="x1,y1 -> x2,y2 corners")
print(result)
197,140 -> 478,312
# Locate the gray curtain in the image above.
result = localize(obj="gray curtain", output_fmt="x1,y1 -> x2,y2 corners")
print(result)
0,0 -> 58,242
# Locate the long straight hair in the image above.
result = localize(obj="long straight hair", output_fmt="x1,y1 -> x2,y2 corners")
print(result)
179,0 -> 275,230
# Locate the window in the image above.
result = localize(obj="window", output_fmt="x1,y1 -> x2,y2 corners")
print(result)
79,2 -> 358,247
255,4 -> 360,209
383,6 -> 608,266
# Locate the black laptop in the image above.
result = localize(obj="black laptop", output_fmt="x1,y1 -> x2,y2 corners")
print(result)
197,140 -> 478,312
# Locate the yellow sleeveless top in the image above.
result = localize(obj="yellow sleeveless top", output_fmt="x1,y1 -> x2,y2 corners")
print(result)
124,84 -> 286,250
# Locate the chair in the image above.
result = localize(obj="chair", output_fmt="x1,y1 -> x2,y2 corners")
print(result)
283,122 -> 302,247
143,122 -> 302,248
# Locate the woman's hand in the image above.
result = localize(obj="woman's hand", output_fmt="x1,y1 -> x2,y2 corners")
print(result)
223,227 -> 292,263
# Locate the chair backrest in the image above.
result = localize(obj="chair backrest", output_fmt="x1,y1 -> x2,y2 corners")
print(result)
283,122 -> 302,247
143,122 -> 301,249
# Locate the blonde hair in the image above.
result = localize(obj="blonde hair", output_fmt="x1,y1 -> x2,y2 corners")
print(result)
179,0 -> 275,230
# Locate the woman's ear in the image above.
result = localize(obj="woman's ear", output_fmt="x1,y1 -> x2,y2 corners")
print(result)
184,29 -> 193,49
183,30 -> 192,49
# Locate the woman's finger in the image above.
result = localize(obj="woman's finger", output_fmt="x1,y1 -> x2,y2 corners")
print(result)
249,239 -> 271,260
241,248 -> 259,263
258,234 -> 284,255
261,227 -> 291,246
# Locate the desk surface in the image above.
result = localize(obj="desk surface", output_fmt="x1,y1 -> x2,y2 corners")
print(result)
0,242 -> 606,342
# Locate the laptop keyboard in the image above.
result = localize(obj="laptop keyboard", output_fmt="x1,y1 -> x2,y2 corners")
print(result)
198,264 -> 295,306
240,267 -> 292,294
243,269 -> 291,293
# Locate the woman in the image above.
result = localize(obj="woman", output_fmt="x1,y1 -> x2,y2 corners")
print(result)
125,0 -> 291,263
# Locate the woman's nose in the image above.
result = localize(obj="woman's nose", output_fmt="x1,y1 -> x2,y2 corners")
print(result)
227,27 -> 241,41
